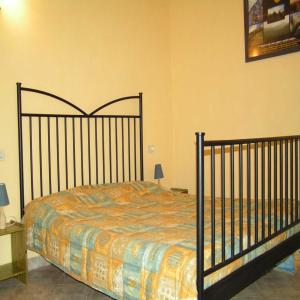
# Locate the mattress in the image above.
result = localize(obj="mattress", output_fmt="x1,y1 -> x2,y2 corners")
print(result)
24,181 -> 300,300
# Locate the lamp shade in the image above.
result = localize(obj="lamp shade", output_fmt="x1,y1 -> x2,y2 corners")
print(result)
0,183 -> 9,206
154,164 -> 164,180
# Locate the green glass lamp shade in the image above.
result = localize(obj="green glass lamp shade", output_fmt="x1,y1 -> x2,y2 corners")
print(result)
154,164 -> 164,180
0,183 -> 9,206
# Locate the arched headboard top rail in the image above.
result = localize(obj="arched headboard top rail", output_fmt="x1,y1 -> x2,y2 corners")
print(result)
18,83 -> 142,117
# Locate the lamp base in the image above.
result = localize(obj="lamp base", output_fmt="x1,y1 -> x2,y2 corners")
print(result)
0,207 -> 7,230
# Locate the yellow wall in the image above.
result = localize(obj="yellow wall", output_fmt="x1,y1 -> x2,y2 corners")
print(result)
169,0 -> 300,194
0,0 -> 173,264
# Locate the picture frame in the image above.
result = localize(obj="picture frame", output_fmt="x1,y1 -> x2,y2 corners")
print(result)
244,0 -> 300,62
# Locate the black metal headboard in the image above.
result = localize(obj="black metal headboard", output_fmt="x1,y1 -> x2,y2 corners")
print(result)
17,82 -> 144,217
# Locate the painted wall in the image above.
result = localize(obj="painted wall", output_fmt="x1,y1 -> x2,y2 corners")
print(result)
169,0 -> 300,194
0,0 -> 172,264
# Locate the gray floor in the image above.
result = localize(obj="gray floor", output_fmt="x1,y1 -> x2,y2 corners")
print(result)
0,265 -> 299,299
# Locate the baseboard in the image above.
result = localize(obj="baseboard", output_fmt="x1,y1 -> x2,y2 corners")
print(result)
28,255 -> 50,271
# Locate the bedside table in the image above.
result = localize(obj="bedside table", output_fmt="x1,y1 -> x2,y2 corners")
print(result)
170,188 -> 188,194
0,222 -> 28,284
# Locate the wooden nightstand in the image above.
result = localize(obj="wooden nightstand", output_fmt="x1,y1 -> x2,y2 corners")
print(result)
0,222 -> 28,284
170,188 -> 188,194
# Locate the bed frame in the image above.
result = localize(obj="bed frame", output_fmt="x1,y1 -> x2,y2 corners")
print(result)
17,83 -> 300,299
196,133 -> 300,299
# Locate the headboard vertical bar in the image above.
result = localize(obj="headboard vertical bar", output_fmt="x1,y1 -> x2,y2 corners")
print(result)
102,118 -> 105,184
64,117 -> 69,190
73,118 -> 77,187
95,118 -> 99,184
122,118 -> 125,182
139,93 -> 144,181
80,118 -> 84,186
38,116 -> 43,197
115,118 -> 119,183
134,118 -> 137,181
48,117 -> 52,194
29,117 -> 34,200
128,118 -> 131,181
17,82 -> 25,218
109,117 -> 112,183
88,118 -> 91,185
56,117 -> 61,192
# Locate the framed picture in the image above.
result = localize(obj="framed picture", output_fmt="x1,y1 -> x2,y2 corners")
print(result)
244,0 -> 300,62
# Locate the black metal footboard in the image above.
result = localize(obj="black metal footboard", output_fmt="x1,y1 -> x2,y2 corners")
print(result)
196,133 -> 300,299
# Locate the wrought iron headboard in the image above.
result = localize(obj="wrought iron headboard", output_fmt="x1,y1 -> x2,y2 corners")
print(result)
17,82 -> 144,217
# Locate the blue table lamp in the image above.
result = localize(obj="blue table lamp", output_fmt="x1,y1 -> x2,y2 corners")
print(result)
0,183 -> 9,230
154,164 -> 164,185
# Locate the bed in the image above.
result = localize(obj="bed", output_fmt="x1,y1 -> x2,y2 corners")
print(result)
17,83 -> 300,299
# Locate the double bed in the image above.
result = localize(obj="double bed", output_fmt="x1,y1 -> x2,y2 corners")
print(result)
17,83 -> 300,299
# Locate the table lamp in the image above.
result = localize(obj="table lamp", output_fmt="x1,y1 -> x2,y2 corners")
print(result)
0,183 -> 9,230
154,163 -> 164,185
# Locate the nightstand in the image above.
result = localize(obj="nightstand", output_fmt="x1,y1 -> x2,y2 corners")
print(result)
0,222 -> 28,284
170,188 -> 188,194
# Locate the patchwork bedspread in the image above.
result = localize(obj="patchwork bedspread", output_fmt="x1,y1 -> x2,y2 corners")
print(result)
24,181 -> 300,300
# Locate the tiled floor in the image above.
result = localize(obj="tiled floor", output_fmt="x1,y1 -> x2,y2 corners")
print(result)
0,265 -> 299,299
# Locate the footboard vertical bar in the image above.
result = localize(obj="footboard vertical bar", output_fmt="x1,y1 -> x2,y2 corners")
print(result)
211,146 -> 216,268
64,118 -> 69,189
239,144 -> 243,253
290,139 -> 294,223
268,142 -> 272,237
73,118 -> 77,187
17,83 -> 25,217
261,142 -> 265,240
196,132 -> 205,300
56,117 -> 61,192
230,145 -> 235,257
274,141 -> 278,232
285,140 -> 289,226
255,143 -> 258,243
48,117 -> 52,194
29,117 -> 34,200
296,139 -> 299,221
247,143 -> 251,248
221,145 -> 226,261
280,141 -> 283,229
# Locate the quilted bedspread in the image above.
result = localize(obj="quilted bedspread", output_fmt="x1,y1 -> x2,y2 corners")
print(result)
24,181 -> 300,300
